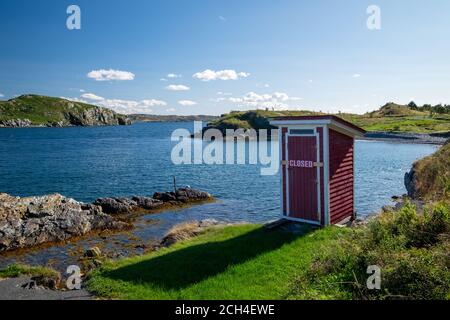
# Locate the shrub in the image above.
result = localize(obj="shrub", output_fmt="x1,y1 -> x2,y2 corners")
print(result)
289,202 -> 450,300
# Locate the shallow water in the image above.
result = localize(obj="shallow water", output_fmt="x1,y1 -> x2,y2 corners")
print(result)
0,122 -> 438,270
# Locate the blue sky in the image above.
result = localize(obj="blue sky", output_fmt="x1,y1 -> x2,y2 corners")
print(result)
1,0 -> 450,115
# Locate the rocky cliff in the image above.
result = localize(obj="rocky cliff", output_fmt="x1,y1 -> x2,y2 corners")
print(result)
0,95 -> 130,127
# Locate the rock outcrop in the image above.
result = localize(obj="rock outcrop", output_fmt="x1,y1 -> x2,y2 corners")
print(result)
0,119 -> 33,128
159,219 -> 223,248
404,168 -> 419,199
94,196 -> 163,214
0,193 -> 127,252
62,105 -> 131,127
94,188 -> 212,215
0,188 -> 213,253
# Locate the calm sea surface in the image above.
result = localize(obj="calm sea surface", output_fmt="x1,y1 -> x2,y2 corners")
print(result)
0,122 -> 438,269
0,122 -> 438,222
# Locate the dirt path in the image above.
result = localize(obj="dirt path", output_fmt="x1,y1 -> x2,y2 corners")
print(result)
0,277 -> 92,300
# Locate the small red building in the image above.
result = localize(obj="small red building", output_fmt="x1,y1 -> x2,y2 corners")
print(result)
270,116 -> 366,226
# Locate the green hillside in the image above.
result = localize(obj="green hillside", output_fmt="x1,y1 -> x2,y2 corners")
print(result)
0,95 -> 130,127
206,102 -> 450,134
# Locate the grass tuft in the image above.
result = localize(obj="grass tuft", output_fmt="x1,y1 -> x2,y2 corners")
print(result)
0,264 -> 59,279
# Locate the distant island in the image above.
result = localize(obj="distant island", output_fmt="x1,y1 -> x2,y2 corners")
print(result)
0,95 -> 130,127
128,114 -> 218,123
0,94 -> 217,128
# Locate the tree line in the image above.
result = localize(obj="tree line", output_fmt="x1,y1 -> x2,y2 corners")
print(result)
408,101 -> 450,115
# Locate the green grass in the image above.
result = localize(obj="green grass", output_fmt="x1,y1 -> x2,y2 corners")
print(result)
0,264 -> 59,279
86,224 -> 348,300
86,202 -> 449,300
347,115 -> 450,133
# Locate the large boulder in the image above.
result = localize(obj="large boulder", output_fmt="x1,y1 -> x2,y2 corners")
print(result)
93,196 -> 163,214
404,168 -> 419,199
95,188 -> 212,214
0,193 -> 127,252
175,188 -> 211,202
154,188 -> 212,203
93,197 -> 138,214
131,196 -> 163,210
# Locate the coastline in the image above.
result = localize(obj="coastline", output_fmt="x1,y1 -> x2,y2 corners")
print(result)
360,131 -> 448,145
1,119 -> 448,145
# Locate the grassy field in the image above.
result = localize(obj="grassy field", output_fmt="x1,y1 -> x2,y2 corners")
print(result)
343,114 -> 450,133
86,224 -> 348,300
86,199 -> 449,300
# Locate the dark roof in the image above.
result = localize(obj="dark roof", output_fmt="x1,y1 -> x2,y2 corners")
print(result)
270,115 -> 366,135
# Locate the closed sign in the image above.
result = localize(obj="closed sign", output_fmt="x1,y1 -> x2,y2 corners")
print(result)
289,160 -> 314,168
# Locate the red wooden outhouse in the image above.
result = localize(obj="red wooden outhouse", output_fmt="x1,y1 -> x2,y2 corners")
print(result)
270,116 -> 366,226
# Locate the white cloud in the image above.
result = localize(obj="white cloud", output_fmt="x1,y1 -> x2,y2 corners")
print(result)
87,69 -> 135,81
167,73 -> 181,78
225,92 -> 300,110
71,93 -> 167,114
165,84 -> 190,91
166,108 -> 176,113
61,96 -> 89,104
308,79 -> 313,83
193,69 -> 250,81
217,91 -> 232,96
352,74 -> 361,78
160,78 -> 168,82
141,99 -> 167,107
178,100 -> 197,106
0,93 -> 4,98
81,93 -> 104,101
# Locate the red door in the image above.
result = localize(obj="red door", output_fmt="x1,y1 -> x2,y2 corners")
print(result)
286,136 -> 319,222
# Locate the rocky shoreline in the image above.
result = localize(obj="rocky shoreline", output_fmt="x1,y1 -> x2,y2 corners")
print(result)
361,131 -> 448,145
0,188 -> 213,253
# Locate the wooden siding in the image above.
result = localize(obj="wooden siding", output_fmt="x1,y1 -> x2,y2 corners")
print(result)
329,129 -> 354,224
